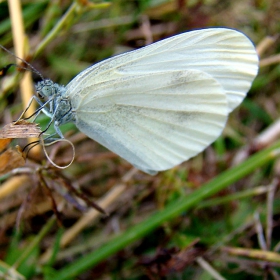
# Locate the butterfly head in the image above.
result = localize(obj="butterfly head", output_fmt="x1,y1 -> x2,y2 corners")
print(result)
35,79 -> 64,101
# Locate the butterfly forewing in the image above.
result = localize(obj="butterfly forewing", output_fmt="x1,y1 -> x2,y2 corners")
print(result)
66,28 -> 258,112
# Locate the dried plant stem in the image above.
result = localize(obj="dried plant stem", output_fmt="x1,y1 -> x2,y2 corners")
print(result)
0,175 -> 29,200
254,212 -> 267,250
257,35 -> 279,67
196,257 -> 226,280
266,179 -> 277,249
223,247 -> 280,263
8,0 -> 40,154
39,167 -> 138,264
0,259 -> 25,280
8,0 -> 35,113
260,54 -> 280,67
256,35 -> 278,56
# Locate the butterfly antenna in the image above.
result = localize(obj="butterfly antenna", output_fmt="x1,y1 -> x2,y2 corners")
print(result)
0,44 -> 44,81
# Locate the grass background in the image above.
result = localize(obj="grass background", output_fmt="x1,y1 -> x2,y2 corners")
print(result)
0,0 -> 280,279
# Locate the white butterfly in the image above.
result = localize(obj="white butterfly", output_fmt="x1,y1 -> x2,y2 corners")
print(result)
34,28 -> 259,174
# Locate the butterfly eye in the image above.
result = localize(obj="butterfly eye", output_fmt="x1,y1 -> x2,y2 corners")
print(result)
37,92 -> 45,99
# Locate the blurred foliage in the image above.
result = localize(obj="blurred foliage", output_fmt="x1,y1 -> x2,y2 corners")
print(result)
0,0 -> 280,279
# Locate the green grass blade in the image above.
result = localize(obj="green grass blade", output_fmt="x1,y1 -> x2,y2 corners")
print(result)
51,140 -> 280,280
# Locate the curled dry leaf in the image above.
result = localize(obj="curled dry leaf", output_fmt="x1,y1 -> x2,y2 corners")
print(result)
0,145 -> 25,175
0,138 -> 12,153
0,120 -> 41,139
0,120 -> 40,175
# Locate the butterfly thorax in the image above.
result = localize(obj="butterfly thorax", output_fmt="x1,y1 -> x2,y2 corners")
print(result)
35,79 -> 76,126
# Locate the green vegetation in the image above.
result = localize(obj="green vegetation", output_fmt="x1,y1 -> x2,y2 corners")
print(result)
0,0 -> 279,279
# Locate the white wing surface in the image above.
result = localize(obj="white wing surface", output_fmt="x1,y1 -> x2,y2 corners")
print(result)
66,28 -> 258,112
72,70 -> 228,174
64,28 -> 258,174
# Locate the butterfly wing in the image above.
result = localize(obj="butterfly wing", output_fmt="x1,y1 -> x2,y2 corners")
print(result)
64,28 -> 258,173
71,70 -> 228,174
66,28 -> 258,113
